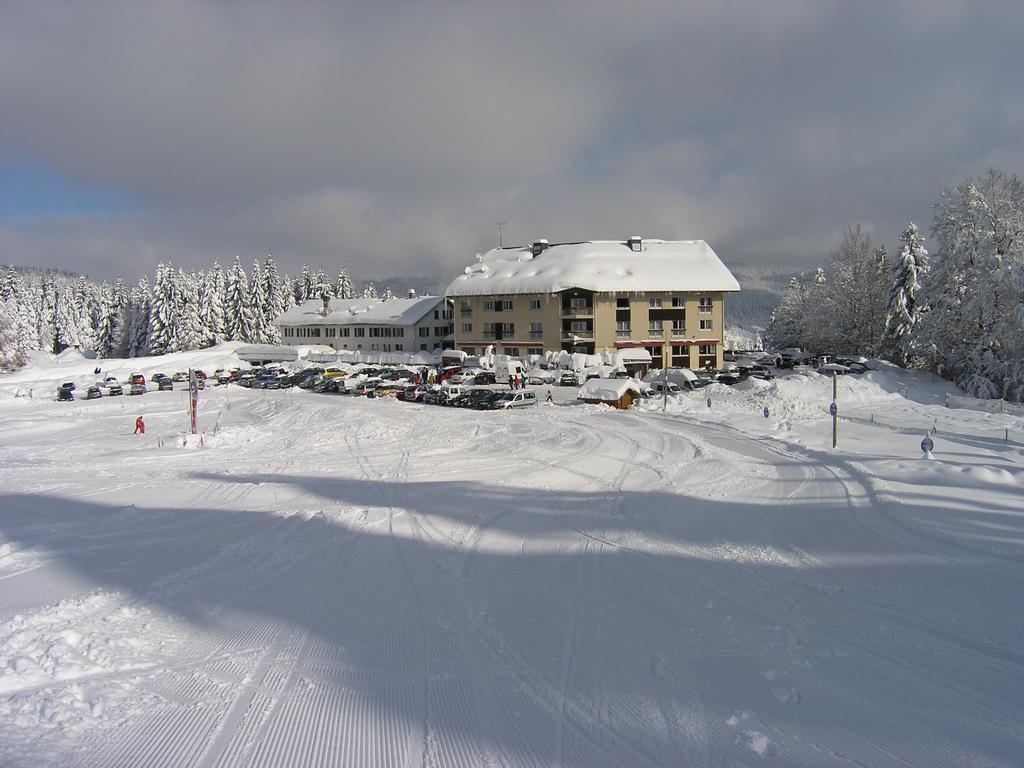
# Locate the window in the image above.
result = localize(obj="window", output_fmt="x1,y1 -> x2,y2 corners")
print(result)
503,300 -> 514,311
529,322 -> 542,338
615,321 -> 630,338
433,310 -> 440,320
354,327 -> 365,337
341,328 -> 350,337
671,345 -> 688,356
699,344 -> 715,355
395,344 -> 403,351
383,343 -> 391,352
461,301 -> 471,311
462,323 -> 472,333
435,326 -> 447,336
419,327 -> 430,337
370,343 -> 379,351
530,298 -> 541,311
649,297 -> 662,309
570,297 -> 587,309
370,327 -> 380,337
671,319 -> 685,334
420,344 -> 428,351
649,319 -> 663,329
699,297 -> 713,313
700,319 -> 713,331
645,345 -> 663,361
461,346 -> 476,355
527,347 -> 543,356
671,296 -> 685,308
570,320 -> 589,332
484,300 -> 495,311
616,297 -> 630,309
502,322 -> 514,336
506,347 -> 520,357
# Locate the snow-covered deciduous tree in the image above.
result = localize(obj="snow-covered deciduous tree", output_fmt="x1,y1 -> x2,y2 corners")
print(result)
920,169 -> 1024,400
764,271 -> 824,350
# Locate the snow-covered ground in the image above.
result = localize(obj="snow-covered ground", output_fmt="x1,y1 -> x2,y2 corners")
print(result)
1,349 -> 1023,766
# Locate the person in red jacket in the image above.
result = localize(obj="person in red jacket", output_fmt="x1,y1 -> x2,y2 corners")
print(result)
134,416 -> 145,435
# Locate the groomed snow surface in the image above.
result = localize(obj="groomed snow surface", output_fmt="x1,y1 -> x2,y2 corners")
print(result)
2,347 -> 1023,767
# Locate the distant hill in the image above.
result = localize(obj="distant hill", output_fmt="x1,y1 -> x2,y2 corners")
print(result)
725,262 -> 802,328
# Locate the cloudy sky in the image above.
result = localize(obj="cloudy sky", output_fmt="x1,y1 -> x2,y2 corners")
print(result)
1,2 -> 1022,284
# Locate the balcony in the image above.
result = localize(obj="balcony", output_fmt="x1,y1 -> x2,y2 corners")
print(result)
460,309 -> 472,318
561,306 -> 594,317
615,330 -> 632,339
562,331 -> 594,342
647,329 -> 664,338
670,328 -> 687,338
529,331 -> 544,340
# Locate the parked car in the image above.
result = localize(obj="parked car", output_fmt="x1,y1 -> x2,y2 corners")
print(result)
171,371 -> 189,382
130,373 -> 145,385
57,385 -> 75,401
157,378 -> 174,391
400,386 -> 429,402
152,372 -> 169,383
129,383 -> 146,395
558,371 -> 579,386
714,373 -> 743,385
104,376 -> 120,387
527,368 -> 556,385
468,390 -> 503,409
818,363 -> 852,376
470,371 -> 497,385
85,385 -> 103,399
648,380 -> 683,395
107,382 -> 124,396
490,390 -> 538,409
61,381 -> 76,391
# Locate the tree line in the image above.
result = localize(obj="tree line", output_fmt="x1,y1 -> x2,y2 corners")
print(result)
765,168 -> 1024,402
0,256 -> 388,369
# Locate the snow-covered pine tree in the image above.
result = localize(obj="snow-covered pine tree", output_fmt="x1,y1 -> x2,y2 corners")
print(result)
362,282 -> 379,299
0,265 -> 18,302
37,276 -> 57,354
298,264 -> 313,302
249,258 -> 270,343
147,264 -> 177,355
171,270 -> 204,352
262,256 -> 284,341
335,268 -> 354,299
382,286 -> 395,300
224,256 -> 254,342
311,269 -> 333,302
0,297 -> 24,370
765,272 -> 822,350
201,264 -> 226,346
884,223 -> 927,366
127,278 -> 151,357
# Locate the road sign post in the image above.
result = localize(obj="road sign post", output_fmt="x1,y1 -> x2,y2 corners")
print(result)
831,372 -> 838,448
921,435 -> 934,459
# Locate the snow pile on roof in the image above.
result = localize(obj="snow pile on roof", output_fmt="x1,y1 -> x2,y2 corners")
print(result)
445,240 -> 740,296
578,377 -> 641,401
276,296 -> 443,327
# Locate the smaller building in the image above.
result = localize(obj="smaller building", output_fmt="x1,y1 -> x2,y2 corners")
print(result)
276,295 -> 454,353
577,378 -> 642,410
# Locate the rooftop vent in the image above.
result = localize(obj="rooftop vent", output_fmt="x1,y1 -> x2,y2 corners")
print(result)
407,289 -> 417,299
628,235 -> 643,252
531,238 -> 550,257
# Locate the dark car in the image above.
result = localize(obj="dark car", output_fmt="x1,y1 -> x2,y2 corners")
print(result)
157,378 -> 174,391
152,373 -> 169,383
468,390 -> 503,409
85,385 -> 103,400
60,381 -> 76,391
472,371 -> 497,385
194,370 -> 208,380
454,388 -> 498,408
107,382 -> 124,396
57,385 -> 75,401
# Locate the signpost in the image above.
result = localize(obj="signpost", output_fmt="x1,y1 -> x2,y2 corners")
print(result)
921,435 -> 934,459
830,372 -> 838,448
188,368 -> 199,435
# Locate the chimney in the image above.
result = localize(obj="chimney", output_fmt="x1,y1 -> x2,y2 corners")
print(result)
320,294 -> 330,315
628,235 -> 643,252
407,289 -> 417,299
531,238 -> 550,257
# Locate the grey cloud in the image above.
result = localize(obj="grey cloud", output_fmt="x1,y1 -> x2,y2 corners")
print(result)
1,1 -> 1022,282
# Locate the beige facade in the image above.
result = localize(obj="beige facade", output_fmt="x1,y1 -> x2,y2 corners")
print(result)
454,289 -> 728,370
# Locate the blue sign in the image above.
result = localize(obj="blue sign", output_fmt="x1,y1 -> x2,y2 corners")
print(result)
707,398 -> 712,408
829,402 -> 837,417
921,436 -> 934,453
763,406 -> 770,418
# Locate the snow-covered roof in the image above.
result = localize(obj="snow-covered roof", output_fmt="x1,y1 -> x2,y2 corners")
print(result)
578,378 -> 642,401
236,345 -> 299,362
445,239 -> 740,296
276,296 -> 445,327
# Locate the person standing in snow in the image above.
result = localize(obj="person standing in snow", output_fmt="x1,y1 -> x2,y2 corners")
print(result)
545,390 -> 553,403
134,415 -> 145,435
509,375 -> 515,389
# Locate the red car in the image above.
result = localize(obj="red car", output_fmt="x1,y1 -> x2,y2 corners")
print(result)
130,373 -> 145,385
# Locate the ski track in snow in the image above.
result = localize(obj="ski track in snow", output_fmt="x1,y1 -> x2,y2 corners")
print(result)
1,380 -> 1023,767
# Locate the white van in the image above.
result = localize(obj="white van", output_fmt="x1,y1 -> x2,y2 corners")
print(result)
648,381 -> 683,395
494,360 -> 526,384
494,390 -> 537,409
